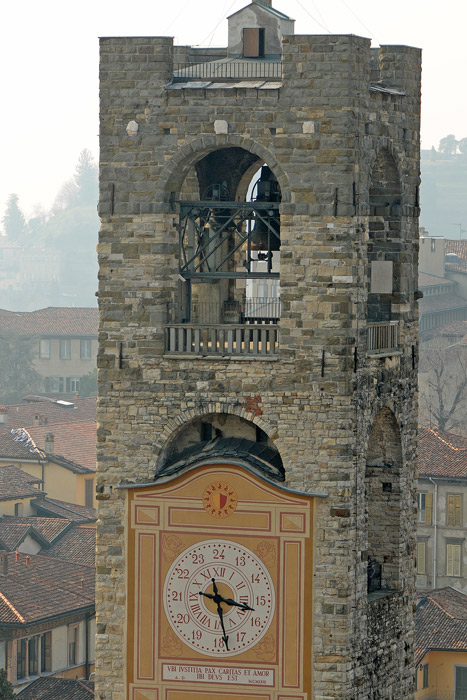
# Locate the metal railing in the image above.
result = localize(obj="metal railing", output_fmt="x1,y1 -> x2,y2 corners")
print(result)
166,298 -> 281,324
173,61 -> 282,81
165,324 -> 279,356
367,321 -> 399,353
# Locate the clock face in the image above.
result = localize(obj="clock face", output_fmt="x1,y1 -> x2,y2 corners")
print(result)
163,539 -> 275,657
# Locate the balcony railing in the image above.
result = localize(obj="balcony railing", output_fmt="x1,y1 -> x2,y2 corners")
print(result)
173,61 -> 282,82
166,298 -> 281,325
367,321 -> 399,353
165,324 -> 279,357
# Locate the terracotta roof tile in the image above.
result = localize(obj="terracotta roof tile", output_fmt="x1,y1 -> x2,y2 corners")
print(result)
0,307 -> 97,336
418,427 -> 467,478
419,272 -> 454,287
27,421 -> 96,472
0,426 -> 44,461
3,396 -> 96,428
45,526 -> 96,567
32,497 -> 97,524
0,523 -> 46,551
0,465 -> 42,501
416,587 -> 467,664
0,551 -> 94,625
17,677 -> 94,699
0,516 -> 71,544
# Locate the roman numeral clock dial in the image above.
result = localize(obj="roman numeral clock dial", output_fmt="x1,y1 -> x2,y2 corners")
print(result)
163,540 -> 275,656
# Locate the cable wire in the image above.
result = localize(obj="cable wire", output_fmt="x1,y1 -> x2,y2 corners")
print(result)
340,0 -> 378,43
294,0 -> 331,33
197,0 -> 239,47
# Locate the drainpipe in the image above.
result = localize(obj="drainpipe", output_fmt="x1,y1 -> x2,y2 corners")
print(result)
429,477 -> 438,589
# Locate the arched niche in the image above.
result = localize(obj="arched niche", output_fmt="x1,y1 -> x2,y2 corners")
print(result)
367,149 -> 402,323
157,412 -> 284,482
365,408 -> 402,594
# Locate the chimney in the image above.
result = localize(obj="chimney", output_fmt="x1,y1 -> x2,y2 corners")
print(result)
254,0 -> 272,5
33,414 -> 40,426
25,555 -> 30,566
0,406 -> 7,425
44,433 -> 55,454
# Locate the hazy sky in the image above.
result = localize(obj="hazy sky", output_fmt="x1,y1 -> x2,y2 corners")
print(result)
1,0 -> 466,224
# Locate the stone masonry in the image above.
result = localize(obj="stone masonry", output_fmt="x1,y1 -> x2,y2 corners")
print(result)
96,4 -> 421,698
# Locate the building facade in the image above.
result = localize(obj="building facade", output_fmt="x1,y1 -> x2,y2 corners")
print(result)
96,2 -> 421,698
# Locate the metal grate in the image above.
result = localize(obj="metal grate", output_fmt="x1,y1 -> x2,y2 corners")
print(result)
173,61 -> 282,81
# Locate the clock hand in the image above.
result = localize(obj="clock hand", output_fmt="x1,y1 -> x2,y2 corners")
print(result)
221,597 -> 254,611
216,602 -> 229,651
199,590 -> 216,600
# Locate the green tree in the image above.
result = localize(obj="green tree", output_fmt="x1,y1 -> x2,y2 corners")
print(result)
438,134 -> 458,155
0,333 -> 42,404
2,193 -> 26,240
0,669 -> 15,699
79,368 -> 97,397
459,137 -> 467,155
74,148 -> 98,207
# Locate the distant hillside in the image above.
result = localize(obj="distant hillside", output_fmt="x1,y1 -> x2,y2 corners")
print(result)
420,150 -> 467,237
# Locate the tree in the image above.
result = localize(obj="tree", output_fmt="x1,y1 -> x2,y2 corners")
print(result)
459,137 -> 467,155
438,134 -> 458,155
74,148 -> 98,207
79,368 -> 97,397
0,333 -> 42,404
0,669 -> 15,699
419,339 -> 467,432
2,193 -> 26,240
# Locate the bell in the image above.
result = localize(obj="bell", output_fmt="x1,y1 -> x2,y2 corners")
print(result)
250,166 -> 281,252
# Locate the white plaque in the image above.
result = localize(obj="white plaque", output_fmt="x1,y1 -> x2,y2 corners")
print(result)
162,663 -> 274,686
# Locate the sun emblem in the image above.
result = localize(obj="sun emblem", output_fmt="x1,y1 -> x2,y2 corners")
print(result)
202,481 -> 238,518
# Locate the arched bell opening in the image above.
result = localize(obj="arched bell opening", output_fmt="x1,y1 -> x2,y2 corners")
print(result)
365,408 -> 402,595
170,147 -> 281,331
157,412 -> 284,481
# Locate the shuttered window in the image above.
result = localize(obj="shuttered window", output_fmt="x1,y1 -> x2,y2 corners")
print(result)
417,541 -> 426,575
418,492 -> 432,525
447,543 -> 462,577
447,494 -> 462,526
243,28 -> 265,57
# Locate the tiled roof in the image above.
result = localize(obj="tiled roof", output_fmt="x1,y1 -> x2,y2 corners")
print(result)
0,307 -> 97,336
416,587 -> 467,665
0,522 -> 48,551
419,272 -> 454,288
27,421 -> 96,472
17,677 -> 94,699
437,321 -> 467,336
0,516 -> 71,544
419,293 -> 467,314
0,465 -> 42,501
0,551 -> 94,625
0,426 -> 44,460
45,526 -> 96,567
418,427 -> 467,478
3,396 -> 96,428
32,496 -> 97,524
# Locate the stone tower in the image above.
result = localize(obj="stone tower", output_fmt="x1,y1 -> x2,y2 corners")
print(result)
96,1 -> 421,698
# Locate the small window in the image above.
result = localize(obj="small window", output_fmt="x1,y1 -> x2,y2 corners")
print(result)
455,666 -> 467,699
422,663 -> 429,689
40,632 -> 52,673
60,339 -> 71,359
46,377 -> 64,393
418,492 -> 432,525
80,339 -> 92,359
66,377 -> 80,393
447,494 -> 462,526
417,541 -> 426,575
14,502 -> 23,516
39,339 -> 50,359
17,638 -> 27,680
85,478 -> 94,508
68,625 -> 78,665
28,636 -> 38,676
447,543 -> 462,577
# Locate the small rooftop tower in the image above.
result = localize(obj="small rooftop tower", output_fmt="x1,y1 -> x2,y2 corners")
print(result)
228,0 -> 295,58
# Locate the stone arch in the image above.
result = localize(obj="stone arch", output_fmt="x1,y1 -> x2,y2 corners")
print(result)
155,404 -> 283,472
365,407 -> 402,593
155,135 -> 291,204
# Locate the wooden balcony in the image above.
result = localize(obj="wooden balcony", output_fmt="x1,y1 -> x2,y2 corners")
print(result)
165,323 -> 279,357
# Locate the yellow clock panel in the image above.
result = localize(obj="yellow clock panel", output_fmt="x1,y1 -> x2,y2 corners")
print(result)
127,464 -> 315,700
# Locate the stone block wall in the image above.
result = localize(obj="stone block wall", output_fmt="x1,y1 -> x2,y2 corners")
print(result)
97,28 -> 421,700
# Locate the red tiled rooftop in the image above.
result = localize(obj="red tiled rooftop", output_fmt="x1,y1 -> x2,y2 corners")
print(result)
419,272 -> 454,288
0,307 -> 97,336
0,522 -> 47,551
0,425 -> 44,461
0,516 -> 71,544
419,293 -> 467,314
3,396 -> 96,428
45,526 -> 96,567
27,421 -> 97,472
32,496 -> 97,524
416,587 -> 467,665
0,551 -> 94,625
419,427 -> 467,478
0,465 -> 42,501
17,677 -> 94,699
